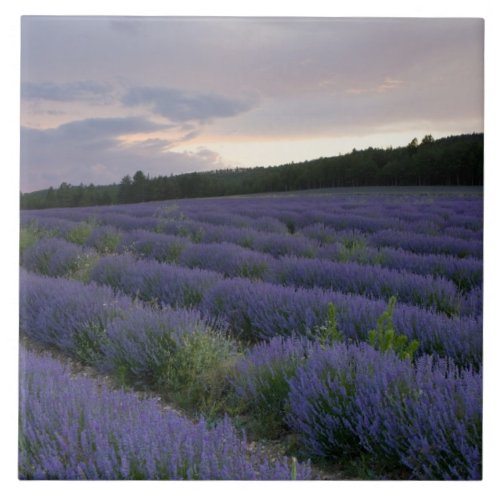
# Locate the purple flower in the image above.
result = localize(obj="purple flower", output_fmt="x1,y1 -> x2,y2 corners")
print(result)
118,229 -> 187,263
286,342 -> 481,479
202,278 -> 481,367
269,256 -> 462,315
180,242 -> 272,279
102,306 -> 212,385
19,347 -> 312,480
369,229 -> 482,259
20,269 -> 132,355
21,238 -> 96,277
232,336 -> 314,423
90,254 -> 221,308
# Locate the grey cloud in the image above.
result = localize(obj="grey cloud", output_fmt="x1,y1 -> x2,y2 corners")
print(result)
122,86 -> 256,122
40,116 -> 171,143
179,129 -> 202,142
193,148 -> 225,165
21,118 -> 220,192
124,138 -> 173,152
21,18 -> 483,101
21,80 -> 114,103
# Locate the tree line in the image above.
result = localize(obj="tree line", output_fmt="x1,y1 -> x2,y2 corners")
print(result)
20,133 -> 483,210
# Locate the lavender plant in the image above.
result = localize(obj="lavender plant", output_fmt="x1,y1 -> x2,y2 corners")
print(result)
269,256 -> 462,315
317,243 -> 483,291
90,254 -> 221,308
352,355 -> 482,479
180,242 -> 271,279
19,347 -> 311,480
20,270 -> 132,357
286,343 -> 481,479
232,336 -> 314,433
86,225 -> 122,253
370,229 -> 483,259
21,238 -> 97,278
118,229 -> 188,263
101,306 -> 205,385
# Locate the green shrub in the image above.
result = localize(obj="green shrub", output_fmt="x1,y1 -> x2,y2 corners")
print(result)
20,227 -> 43,255
161,330 -> 239,418
67,254 -> 101,283
311,303 -> 343,346
74,322 -> 109,365
368,296 -> 419,360
65,221 -> 96,245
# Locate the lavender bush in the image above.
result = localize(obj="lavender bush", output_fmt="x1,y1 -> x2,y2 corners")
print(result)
232,336 -> 314,431
316,243 -> 482,291
90,254 -> 221,308
353,355 -> 482,479
118,229 -> 188,263
20,270 -> 236,414
102,306 -> 213,386
269,256 -> 462,315
286,343 -> 481,479
19,347 -> 311,479
20,215 -> 75,239
180,241 -> 272,279
86,225 -> 123,253
370,229 -> 483,259
19,270 -> 132,357
21,238 -> 96,277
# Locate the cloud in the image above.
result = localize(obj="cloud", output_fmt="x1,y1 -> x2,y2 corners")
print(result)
49,116 -> 170,141
21,80 -> 114,103
191,147 -> 226,166
122,86 -> 256,123
346,77 -> 404,96
20,117 -> 223,192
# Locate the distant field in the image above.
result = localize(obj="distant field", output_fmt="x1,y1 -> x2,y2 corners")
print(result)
19,187 -> 483,479
224,185 -> 484,198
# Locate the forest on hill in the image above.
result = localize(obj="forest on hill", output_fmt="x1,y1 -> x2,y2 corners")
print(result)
20,133 -> 483,210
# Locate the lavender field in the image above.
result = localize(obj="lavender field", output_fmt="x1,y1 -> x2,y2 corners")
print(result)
19,188 -> 483,480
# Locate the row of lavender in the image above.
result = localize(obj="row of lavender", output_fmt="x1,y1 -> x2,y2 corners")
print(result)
19,346 -> 310,480
20,271 -> 481,479
21,239 -> 481,367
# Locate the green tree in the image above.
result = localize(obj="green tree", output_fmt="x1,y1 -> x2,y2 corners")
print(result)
117,175 -> 133,204
407,137 -> 419,157
132,170 -> 148,202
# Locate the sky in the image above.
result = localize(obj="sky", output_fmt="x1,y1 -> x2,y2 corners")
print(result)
20,16 -> 484,192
